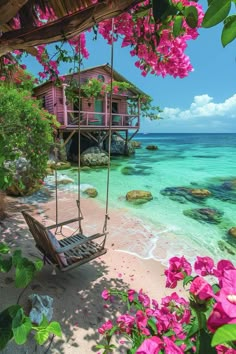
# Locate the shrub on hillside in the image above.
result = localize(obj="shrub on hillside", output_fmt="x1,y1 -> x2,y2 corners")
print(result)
0,84 -> 59,195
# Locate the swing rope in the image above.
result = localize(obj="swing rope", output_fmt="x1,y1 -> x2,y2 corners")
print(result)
102,18 -> 115,236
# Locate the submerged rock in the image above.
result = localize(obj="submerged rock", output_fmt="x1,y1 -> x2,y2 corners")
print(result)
121,166 -> 151,176
126,190 -> 153,204
161,186 -> 212,204
206,178 -> 236,204
183,207 -> 223,224
131,140 -> 142,149
146,145 -> 158,150
228,227 -> 236,238
218,240 -> 236,255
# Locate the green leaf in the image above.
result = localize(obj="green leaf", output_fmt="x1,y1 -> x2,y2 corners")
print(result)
202,0 -> 231,28
34,259 -> 43,272
0,256 -> 12,272
15,262 -> 36,288
12,249 -> 22,266
39,315 -> 49,329
185,6 -> 199,28
152,0 -> 171,22
148,318 -> 158,334
35,329 -> 50,345
47,322 -> 62,337
173,15 -> 183,37
212,324 -> 236,346
183,275 -> 194,287
199,329 -> 216,354
0,306 -> 21,349
0,243 -> 10,254
221,15 -> 236,46
13,317 -> 32,345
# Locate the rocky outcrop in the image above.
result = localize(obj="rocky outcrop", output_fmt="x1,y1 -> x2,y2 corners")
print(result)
183,208 -> 223,224
56,176 -> 74,185
218,240 -> 236,255
146,145 -> 158,150
108,135 -> 134,156
84,187 -> 98,198
81,147 -> 109,166
126,190 -> 153,204
131,141 -> 141,149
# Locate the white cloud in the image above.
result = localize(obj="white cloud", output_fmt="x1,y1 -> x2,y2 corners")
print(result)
162,93 -> 236,120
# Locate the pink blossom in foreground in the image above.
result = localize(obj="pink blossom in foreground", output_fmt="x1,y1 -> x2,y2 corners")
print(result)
194,256 -> 215,276
165,256 -> 192,288
98,320 -> 113,335
190,276 -> 214,300
101,289 -> 110,300
217,269 -> 236,318
136,336 -> 162,354
207,303 -> 236,332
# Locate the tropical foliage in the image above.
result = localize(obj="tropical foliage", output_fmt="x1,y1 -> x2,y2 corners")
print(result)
0,242 -> 62,350
98,256 -> 236,353
1,0 -> 235,84
0,85 -> 59,194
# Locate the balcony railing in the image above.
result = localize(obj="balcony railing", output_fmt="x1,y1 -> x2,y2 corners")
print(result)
61,110 -> 139,128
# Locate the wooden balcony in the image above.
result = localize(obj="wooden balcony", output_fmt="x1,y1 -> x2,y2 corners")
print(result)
59,110 -> 140,131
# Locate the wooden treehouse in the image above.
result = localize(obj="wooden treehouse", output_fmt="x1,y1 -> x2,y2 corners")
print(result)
34,64 -> 147,154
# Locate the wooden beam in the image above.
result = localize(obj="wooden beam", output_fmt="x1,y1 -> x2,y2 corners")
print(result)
0,0 -> 141,56
0,0 -> 28,24
64,130 -> 76,146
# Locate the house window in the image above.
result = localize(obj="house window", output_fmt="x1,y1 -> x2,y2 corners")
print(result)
97,74 -> 105,82
40,95 -> 46,109
112,102 -> 118,114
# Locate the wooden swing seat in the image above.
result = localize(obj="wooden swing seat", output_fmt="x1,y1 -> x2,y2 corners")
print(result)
22,211 -> 107,272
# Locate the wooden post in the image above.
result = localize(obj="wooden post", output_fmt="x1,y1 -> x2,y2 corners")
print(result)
137,96 -> 140,128
62,83 -> 68,126
105,92 -> 108,127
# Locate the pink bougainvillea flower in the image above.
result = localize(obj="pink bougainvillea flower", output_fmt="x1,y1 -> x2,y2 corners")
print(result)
190,276 -> 214,300
101,289 -> 110,300
127,289 -> 136,302
98,320 -> 113,334
163,336 -> 185,353
117,313 -> 135,333
136,336 -> 163,354
214,260 -> 235,284
138,289 -> 150,307
216,345 -> 236,354
217,269 -> 236,318
207,302 -> 236,332
165,256 -> 192,288
194,256 -> 215,276
136,310 -> 148,331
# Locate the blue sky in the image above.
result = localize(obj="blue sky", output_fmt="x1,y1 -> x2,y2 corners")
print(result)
25,1 -> 236,133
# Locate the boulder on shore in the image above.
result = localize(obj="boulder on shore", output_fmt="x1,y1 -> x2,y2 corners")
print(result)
81,147 -> 109,167
126,190 -> 153,204
84,188 -> 98,198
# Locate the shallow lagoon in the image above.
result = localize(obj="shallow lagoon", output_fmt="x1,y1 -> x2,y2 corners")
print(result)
53,133 -> 236,265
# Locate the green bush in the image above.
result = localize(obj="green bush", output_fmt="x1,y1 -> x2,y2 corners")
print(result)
0,84 -> 59,194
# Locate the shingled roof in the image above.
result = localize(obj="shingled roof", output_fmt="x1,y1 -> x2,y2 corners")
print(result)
0,0 -> 140,56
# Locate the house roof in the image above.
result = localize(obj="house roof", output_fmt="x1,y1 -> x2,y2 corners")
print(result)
34,64 -> 148,97
0,0 -> 141,57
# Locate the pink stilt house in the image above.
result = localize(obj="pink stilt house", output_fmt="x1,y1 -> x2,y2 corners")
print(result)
33,64 -> 146,149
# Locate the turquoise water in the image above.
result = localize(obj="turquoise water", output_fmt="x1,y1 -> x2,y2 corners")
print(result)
55,133 -> 236,264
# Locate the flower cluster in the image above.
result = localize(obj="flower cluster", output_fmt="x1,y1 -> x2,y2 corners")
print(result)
97,256 -> 236,353
1,0 -> 204,83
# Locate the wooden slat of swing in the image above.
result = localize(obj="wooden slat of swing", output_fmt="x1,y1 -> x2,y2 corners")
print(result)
22,211 -> 107,271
